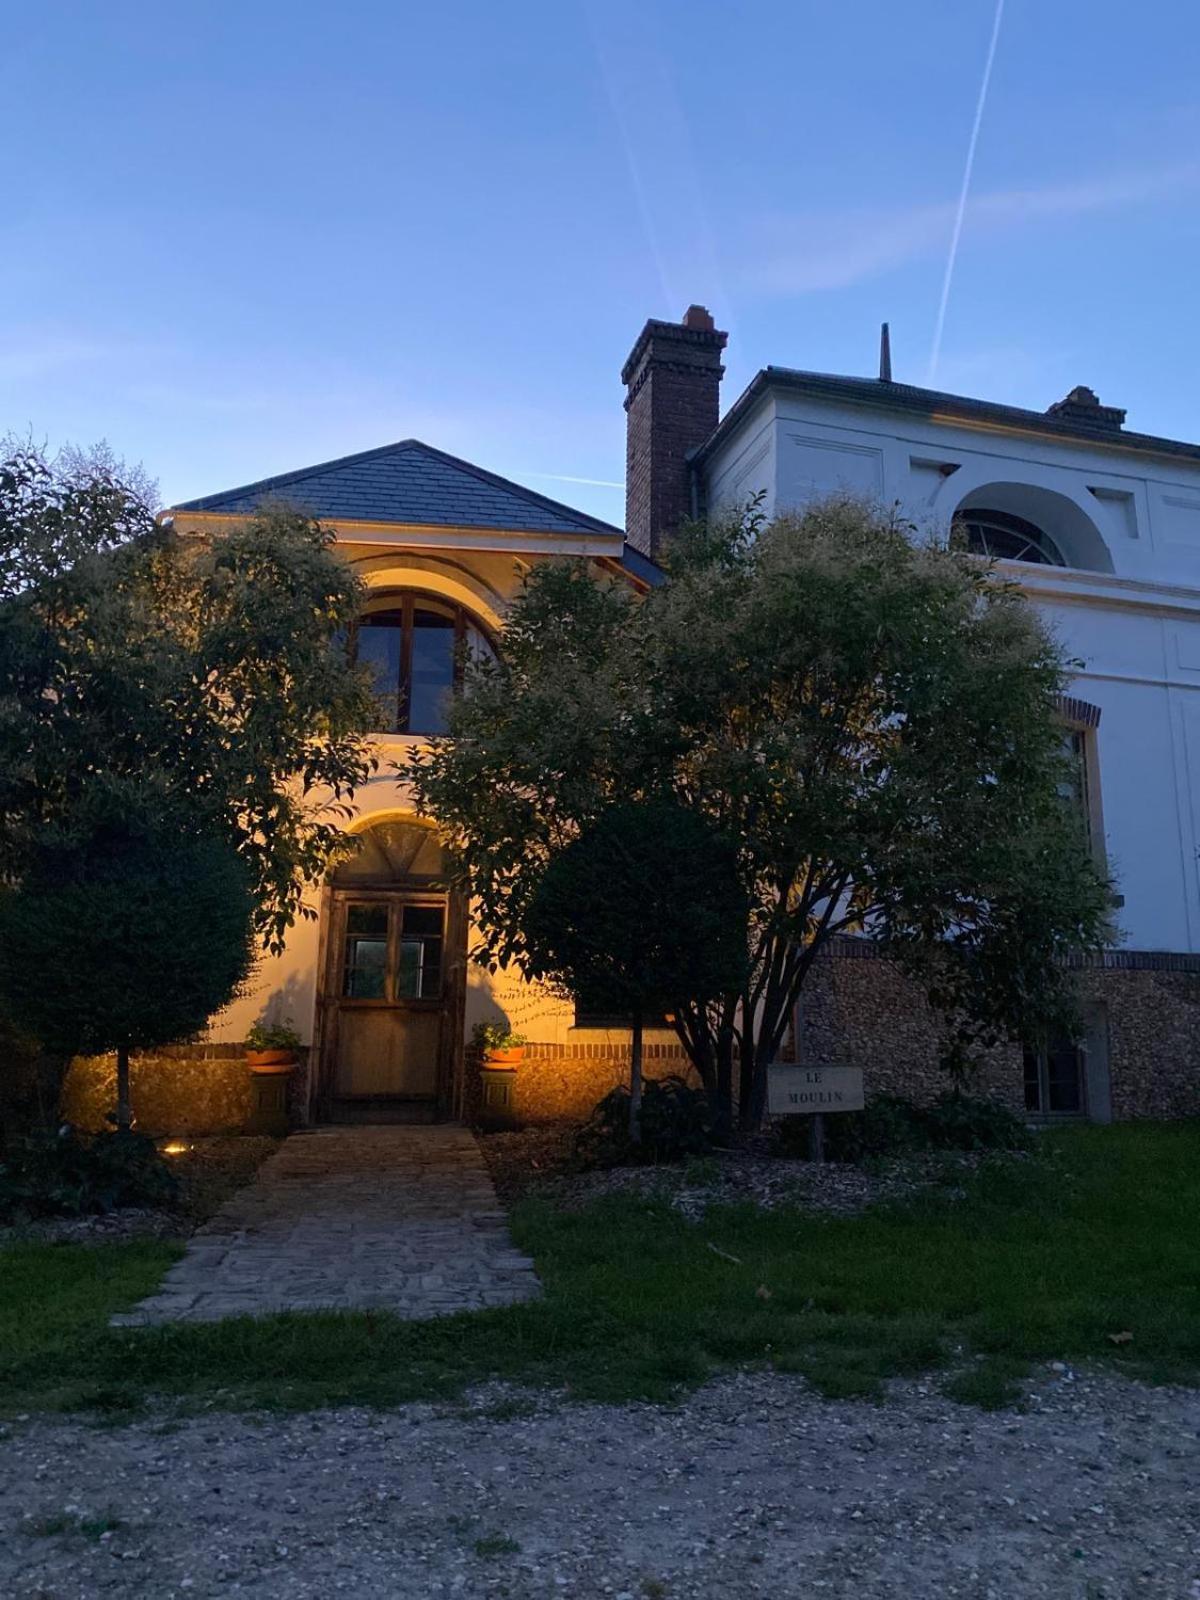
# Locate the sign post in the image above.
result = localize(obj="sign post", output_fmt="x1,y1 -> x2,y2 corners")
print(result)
767,1065 -> 865,1162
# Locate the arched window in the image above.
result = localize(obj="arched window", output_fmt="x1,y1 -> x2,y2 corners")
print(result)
350,595 -> 493,735
955,508 -> 1066,567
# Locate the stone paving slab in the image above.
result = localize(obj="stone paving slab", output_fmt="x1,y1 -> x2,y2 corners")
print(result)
112,1125 -> 541,1325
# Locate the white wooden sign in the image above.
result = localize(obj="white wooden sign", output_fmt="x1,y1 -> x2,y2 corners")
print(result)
768,1065 -> 865,1115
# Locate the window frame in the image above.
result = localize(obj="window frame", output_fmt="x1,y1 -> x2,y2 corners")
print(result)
956,508 -> 1067,568
1023,1036 -> 1087,1119
1058,715 -> 1108,875
335,892 -> 447,1010
349,590 -> 496,737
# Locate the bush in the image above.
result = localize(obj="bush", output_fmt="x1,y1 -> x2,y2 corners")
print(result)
774,1091 -> 1030,1164
0,1128 -> 179,1219
775,1093 -> 929,1163
921,1092 -> 1031,1153
576,1075 -> 713,1167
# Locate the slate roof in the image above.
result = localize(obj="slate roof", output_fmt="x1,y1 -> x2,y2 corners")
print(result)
694,368 -> 1200,468
171,437 -> 624,537
616,543 -> 665,586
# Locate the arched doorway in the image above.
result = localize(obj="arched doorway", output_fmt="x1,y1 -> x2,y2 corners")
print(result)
316,818 -> 466,1120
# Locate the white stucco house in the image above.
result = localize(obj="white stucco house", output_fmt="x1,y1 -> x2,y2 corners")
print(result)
622,307 -> 1200,1120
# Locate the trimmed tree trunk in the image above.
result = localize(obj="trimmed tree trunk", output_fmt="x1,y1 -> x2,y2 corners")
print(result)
714,1014 -> 737,1140
115,1042 -> 132,1132
629,1008 -> 644,1143
742,1034 -> 777,1133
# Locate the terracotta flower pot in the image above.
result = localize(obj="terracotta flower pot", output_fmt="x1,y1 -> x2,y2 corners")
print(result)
246,1048 -> 297,1071
484,1047 -> 524,1067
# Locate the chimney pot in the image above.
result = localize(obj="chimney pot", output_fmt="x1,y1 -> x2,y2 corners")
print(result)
682,304 -> 715,332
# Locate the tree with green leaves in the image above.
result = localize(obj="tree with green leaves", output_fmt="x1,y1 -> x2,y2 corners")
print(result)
523,800 -> 748,1137
0,442 -> 378,953
408,496 -> 1113,1132
0,799 -> 257,1129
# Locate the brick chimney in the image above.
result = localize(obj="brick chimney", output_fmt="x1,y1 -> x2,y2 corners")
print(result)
622,305 -> 728,561
1046,385 -> 1126,432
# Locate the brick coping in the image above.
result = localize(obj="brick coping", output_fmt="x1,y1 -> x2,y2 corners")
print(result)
824,936 -> 1200,975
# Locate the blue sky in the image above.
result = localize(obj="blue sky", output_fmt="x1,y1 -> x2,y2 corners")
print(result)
4,1 -> 1198,524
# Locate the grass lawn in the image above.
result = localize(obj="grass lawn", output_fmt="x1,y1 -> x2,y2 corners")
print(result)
2,1123 -> 1199,1416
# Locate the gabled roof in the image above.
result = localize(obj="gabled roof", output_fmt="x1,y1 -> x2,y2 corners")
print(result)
694,368 -> 1200,468
171,437 -> 623,537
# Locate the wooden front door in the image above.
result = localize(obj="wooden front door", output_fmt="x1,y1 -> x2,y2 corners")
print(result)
325,890 -> 447,1102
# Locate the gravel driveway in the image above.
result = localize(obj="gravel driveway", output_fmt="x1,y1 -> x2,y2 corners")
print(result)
3,1370 -> 1199,1598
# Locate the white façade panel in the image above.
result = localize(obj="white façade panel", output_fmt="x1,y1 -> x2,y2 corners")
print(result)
1084,680 -> 1194,951
1175,623 -> 1200,675
1177,699 -> 1200,950
706,413 -> 775,519
1033,599 -> 1164,685
1153,489 -> 1200,581
779,433 -> 885,507
1086,485 -> 1139,541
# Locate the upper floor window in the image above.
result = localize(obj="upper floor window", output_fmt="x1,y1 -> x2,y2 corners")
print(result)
957,509 -> 1066,567
1055,705 -> 1108,874
350,594 -> 492,736
1060,728 -> 1095,848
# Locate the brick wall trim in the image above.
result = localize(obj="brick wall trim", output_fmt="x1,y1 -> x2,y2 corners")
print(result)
1057,693 -> 1102,728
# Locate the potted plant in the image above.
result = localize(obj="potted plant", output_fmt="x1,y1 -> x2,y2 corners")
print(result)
472,1023 -> 527,1131
472,1022 -> 527,1067
245,1018 -> 302,1135
245,1018 -> 302,1072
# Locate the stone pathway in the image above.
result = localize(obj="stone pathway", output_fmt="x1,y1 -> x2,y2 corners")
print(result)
112,1126 -> 541,1325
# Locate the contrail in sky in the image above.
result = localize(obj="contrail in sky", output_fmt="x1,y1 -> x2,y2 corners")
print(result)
927,0 -> 1006,384
525,472 -> 624,490
583,0 -> 675,312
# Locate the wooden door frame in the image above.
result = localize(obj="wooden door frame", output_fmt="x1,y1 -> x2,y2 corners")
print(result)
314,881 -> 467,1120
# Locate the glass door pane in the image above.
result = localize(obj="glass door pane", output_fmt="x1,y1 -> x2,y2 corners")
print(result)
396,903 -> 444,998
342,904 -> 389,998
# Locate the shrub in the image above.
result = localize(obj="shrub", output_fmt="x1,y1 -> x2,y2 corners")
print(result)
0,1127 -> 179,1219
774,1091 -> 1030,1164
828,1094 -> 931,1162
921,1091 -> 1031,1153
775,1093 -> 929,1163
576,1075 -> 713,1167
